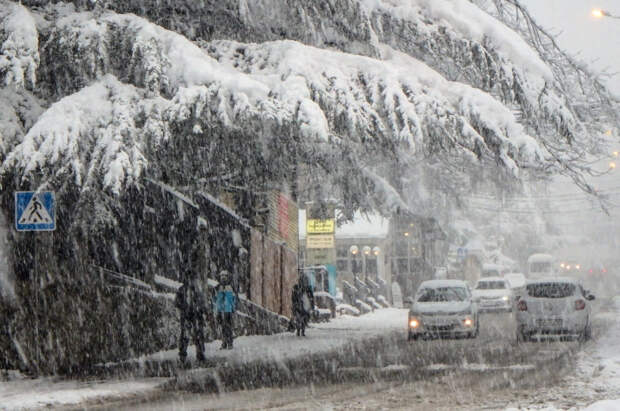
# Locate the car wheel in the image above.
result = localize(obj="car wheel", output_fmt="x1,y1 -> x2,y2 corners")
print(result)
407,331 -> 418,341
581,319 -> 592,342
585,322 -> 592,341
468,321 -> 480,339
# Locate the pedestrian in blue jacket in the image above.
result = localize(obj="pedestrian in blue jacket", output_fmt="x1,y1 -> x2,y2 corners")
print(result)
215,270 -> 237,349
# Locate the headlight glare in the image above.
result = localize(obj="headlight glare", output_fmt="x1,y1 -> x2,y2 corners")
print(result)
409,318 -> 421,328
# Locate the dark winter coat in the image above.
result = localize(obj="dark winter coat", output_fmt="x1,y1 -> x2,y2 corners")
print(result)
175,282 -> 207,319
292,283 -> 314,315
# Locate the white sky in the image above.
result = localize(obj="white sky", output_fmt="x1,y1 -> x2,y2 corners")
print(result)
517,1 -> 620,257
520,0 -> 620,96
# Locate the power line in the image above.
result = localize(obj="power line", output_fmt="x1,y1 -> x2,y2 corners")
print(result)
466,203 -> 619,215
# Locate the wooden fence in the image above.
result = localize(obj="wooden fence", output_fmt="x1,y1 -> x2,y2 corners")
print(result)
250,230 -> 297,319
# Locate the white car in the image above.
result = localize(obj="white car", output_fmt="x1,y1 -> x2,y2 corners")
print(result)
472,277 -> 514,313
407,280 -> 479,340
504,273 -> 527,300
515,277 -> 595,342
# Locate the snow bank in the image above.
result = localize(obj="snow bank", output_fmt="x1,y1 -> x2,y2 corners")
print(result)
0,377 -> 166,410
583,399 -> 620,411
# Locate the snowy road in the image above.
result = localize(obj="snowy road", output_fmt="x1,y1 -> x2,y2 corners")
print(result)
87,311 -> 589,410
7,306 -> 615,411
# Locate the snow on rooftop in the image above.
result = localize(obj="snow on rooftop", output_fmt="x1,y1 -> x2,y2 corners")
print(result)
419,279 -> 469,288
527,253 -> 554,262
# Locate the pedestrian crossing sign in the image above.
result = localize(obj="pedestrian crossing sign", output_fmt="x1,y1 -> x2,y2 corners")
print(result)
15,191 -> 56,231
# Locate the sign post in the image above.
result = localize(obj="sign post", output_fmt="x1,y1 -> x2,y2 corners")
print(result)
304,203 -> 337,294
15,191 -> 56,231
15,191 -> 56,367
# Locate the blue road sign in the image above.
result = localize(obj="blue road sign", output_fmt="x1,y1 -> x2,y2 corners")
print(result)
15,191 -> 56,231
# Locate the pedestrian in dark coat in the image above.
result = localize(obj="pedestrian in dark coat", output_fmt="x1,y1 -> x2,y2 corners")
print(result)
291,275 -> 315,336
175,274 -> 207,362
214,270 -> 237,349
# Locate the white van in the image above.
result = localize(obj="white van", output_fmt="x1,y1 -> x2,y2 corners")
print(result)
527,254 -> 555,279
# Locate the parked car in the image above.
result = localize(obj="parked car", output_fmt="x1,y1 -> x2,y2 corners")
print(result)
504,273 -> 527,300
515,277 -> 594,342
407,279 -> 479,340
472,277 -> 513,313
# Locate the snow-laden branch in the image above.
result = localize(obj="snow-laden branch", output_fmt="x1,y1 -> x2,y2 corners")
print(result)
0,1 -> 39,89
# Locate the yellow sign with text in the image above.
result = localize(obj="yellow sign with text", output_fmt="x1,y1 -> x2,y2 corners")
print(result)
306,234 -> 335,249
306,219 -> 335,234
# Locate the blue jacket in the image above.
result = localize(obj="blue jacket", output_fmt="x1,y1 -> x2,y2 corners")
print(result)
215,284 -> 237,313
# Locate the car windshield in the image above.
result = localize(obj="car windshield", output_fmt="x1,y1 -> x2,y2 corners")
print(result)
476,281 -> 507,290
530,262 -> 551,272
417,287 -> 468,302
527,283 -> 576,298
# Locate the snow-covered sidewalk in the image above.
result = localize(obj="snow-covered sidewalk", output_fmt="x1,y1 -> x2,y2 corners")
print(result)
0,308 -> 407,410
141,307 -> 406,366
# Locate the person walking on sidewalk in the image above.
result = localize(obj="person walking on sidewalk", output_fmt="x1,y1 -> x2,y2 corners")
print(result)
215,270 -> 237,349
292,274 -> 315,336
175,272 -> 207,362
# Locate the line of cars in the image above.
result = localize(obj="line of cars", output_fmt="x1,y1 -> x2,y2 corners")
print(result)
406,273 -> 595,342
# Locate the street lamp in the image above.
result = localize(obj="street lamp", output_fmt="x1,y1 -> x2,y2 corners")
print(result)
362,246 -> 371,281
349,245 -> 360,282
592,8 -> 620,19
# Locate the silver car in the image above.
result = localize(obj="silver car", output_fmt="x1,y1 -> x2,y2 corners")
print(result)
472,277 -> 514,313
515,277 -> 595,342
407,280 -> 479,340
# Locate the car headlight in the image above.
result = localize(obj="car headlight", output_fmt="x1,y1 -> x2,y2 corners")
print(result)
502,296 -> 510,301
463,317 -> 474,327
409,317 -> 421,329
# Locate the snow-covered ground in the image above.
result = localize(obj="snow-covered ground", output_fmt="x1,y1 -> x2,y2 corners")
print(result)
3,305 -> 620,410
0,376 -> 167,411
502,310 -> 620,411
0,308 -> 407,410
